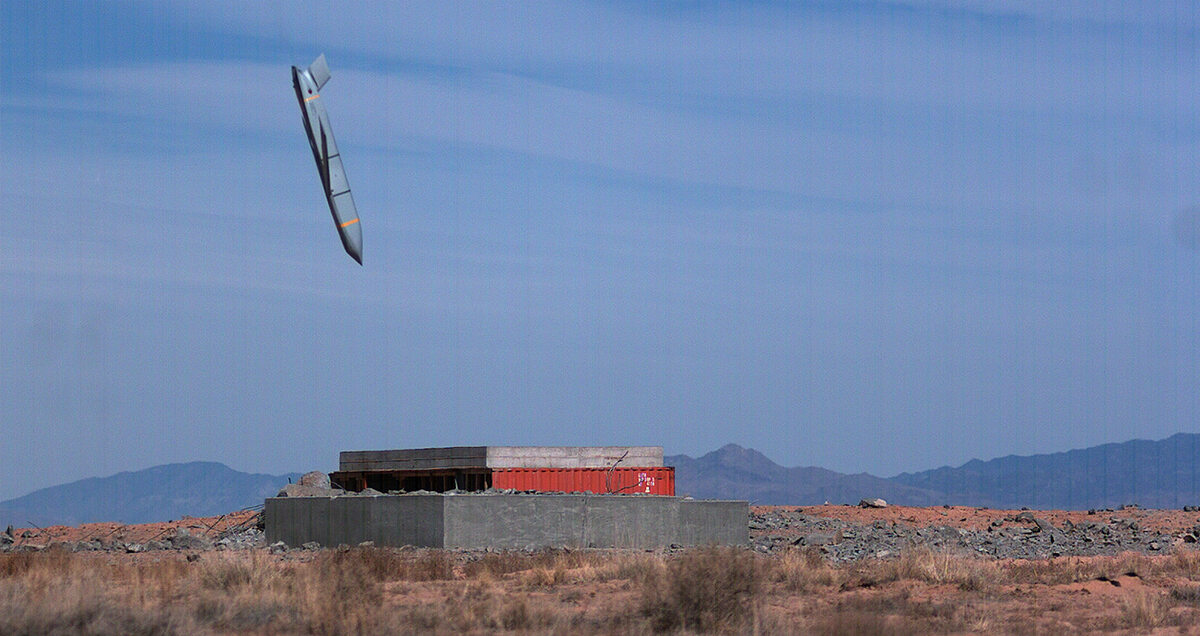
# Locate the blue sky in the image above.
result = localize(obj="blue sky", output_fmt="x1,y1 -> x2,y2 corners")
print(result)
1,1 -> 1197,501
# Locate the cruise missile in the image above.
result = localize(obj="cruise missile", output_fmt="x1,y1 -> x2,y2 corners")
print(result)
291,54 -> 363,264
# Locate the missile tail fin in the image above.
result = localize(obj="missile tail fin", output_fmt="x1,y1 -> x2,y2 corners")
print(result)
308,54 -> 331,91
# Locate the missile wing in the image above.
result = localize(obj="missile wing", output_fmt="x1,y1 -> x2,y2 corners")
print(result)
291,54 -> 363,264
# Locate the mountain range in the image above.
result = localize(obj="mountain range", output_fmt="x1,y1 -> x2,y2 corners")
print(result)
4,433 -> 1199,527
0,462 -> 300,529
669,433 -> 1200,509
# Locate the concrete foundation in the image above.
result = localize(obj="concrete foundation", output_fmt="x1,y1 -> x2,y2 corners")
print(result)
264,494 -> 747,549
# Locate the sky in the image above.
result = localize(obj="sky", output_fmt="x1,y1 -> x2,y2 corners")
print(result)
1,1 -> 1197,501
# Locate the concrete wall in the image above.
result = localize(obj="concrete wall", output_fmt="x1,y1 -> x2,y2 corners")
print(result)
266,495 -> 446,548
265,494 -> 746,549
338,446 -> 663,472
678,500 -> 749,546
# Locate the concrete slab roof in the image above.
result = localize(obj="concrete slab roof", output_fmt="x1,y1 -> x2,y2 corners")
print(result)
339,446 -> 664,471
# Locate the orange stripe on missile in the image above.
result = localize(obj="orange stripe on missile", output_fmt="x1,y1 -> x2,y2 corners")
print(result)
305,94 -> 320,102
339,218 -> 360,228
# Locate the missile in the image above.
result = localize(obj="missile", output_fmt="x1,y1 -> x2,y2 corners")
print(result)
291,54 -> 363,264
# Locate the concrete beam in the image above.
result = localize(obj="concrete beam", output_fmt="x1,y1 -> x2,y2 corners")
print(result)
485,446 -> 663,469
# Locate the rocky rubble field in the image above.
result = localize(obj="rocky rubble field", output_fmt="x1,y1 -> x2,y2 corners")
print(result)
751,503 -> 1200,561
6,501 -> 1200,564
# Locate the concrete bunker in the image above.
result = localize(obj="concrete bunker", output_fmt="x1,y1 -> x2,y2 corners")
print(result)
265,446 -> 747,549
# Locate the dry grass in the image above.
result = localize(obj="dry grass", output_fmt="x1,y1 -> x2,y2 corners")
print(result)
1001,552 -> 1147,585
1170,583 -> 1200,605
838,547 -> 999,593
807,609 -> 918,636
1118,591 -> 1172,629
638,546 -> 762,633
888,548 -> 997,590
995,550 -> 1200,587
771,546 -> 843,591
4,546 -> 1200,634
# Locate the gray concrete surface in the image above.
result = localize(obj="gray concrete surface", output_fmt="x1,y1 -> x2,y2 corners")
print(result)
264,494 -> 746,549
485,446 -> 664,469
339,446 -> 664,472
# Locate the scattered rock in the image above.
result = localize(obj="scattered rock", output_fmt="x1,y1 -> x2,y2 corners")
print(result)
124,543 -> 145,553
0,534 -> 12,546
799,532 -> 839,546
269,541 -> 288,554
168,528 -> 213,551
299,471 -> 332,489
358,541 -> 375,548
859,498 -> 888,509
749,507 -> 1189,562
302,541 -> 321,551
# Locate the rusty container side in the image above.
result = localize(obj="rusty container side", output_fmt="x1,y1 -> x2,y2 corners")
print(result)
490,467 -> 675,495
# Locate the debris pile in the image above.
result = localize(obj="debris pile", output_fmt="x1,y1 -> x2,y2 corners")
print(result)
750,508 -> 1197,562
277,471 -> 346,498
0,508 -> 266,554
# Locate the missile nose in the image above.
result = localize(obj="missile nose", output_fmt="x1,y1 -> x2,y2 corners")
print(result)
342,223 -> 363,265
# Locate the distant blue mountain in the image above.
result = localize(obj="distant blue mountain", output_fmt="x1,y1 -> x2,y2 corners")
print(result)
669,433 -> 1200,510
0,462 -> 301,528
6,434 -> 1199,527
889,433 -> 1200,510
668,444 -> 943,506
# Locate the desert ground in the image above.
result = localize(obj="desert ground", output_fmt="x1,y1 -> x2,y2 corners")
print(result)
4,505 -> 1200,634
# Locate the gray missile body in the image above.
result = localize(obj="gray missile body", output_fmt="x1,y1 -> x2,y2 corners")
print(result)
292,54 -> 363,264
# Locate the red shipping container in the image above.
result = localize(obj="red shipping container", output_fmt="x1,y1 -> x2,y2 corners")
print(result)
491,467 -> 674,495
